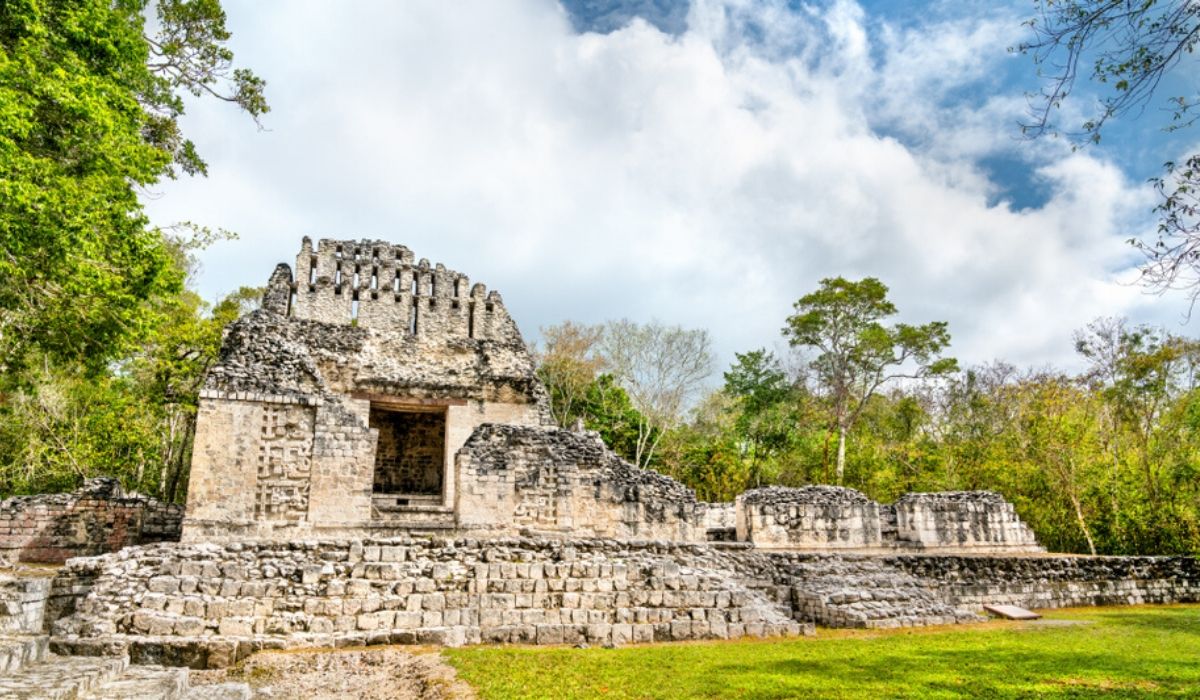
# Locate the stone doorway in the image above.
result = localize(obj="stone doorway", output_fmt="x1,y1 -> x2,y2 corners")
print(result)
369,406 -> 446,502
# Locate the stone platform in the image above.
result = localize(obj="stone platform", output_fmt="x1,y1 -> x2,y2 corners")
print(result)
28,537 -> 1200,668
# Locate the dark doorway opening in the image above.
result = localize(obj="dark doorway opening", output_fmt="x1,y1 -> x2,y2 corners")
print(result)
369,406 -> 445,497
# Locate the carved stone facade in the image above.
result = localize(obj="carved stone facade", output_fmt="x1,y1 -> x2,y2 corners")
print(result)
736,487 -> 1042,553
183,239 -> 551,542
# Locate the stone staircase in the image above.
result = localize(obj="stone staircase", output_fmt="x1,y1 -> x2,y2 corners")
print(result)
0,571 -> 248,700
0,637 -> 249,700
779,555 -> 984,629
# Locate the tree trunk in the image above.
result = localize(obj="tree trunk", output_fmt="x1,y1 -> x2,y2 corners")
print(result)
836,424 -> 847,485
165,413 -> 196,504
1069,489 -> 1097,556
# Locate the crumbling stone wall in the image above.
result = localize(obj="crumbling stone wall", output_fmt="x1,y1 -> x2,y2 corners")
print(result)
892,492 -> 1040,551
736,486 -> 883,549
50,538 -> 808,668
0,479 -> 181,564
736,486 -> 1041,553
889,554 -> 1200,609
455,425 -> 711,541
42,539 -> 1200,667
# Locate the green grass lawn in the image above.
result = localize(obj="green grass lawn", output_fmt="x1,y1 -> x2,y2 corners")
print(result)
444,605 -> 1200,699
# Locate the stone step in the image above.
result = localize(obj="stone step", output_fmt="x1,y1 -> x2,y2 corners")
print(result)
82,666 -> 189,700
0,576 -> 51,634
0,654 -> 127,700
0,635 -> 48,674
785,556 -> 984,629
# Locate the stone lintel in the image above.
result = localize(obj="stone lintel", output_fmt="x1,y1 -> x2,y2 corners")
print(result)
351,393 -> 468,410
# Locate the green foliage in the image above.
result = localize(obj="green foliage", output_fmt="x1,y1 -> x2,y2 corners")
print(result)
533,303 -> 1200,555
0,280 -> 260,499
534,321 -> 606,428
447,606 -> 1200,699
782,276 -> 956,484
0,0 -> 264,498
617,310 -> 1200,556
576,374 -> 656,468
0,0 -> 264,374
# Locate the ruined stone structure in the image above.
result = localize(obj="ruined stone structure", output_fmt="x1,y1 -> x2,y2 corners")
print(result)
0,237 -> 1196,692
0,479 -> 182,565
737,487 -> 1041,552
183,239 -> 1045,553
36,539 -> 1200,669
184,238 -> 553,542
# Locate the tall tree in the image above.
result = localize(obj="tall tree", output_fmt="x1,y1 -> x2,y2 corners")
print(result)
1017,1 -> 1200,302
533,321 -> 606,428
722,349 -> 795,486
0,0 -> 266,376
783,277 -> 956,485
598,319 -> 714,469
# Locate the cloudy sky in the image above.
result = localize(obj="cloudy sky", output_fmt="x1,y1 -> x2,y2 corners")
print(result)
142,0 -> 1200,376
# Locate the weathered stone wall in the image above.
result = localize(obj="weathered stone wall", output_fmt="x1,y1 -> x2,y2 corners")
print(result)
0,479 -> 181,564
889,554 -> 1200,609
456,425 -> 711,541
893,492 -> 1040,551
184,238 -> 551,542
50,538 -> 808,668
761,552 -> 1200,629
0,573 -> 51,633
736,486 -> 1041,553
41,539 -> 1200,667
736,487 -> 883,550
286,239 -> 522,344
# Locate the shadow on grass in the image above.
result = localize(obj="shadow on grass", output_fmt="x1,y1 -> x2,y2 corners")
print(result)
1080,606 -> 1200,634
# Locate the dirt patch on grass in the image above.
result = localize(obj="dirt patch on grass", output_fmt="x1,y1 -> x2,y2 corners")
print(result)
192,646 -> 476,700
1046,677 -> 1161,691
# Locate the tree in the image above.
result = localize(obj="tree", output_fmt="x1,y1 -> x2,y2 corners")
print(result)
782,277 -> 957,485
722,349 -> 795,486
533,321 -> 606,428
597,319 -> 714,469
0,0 -> 266,376
0,280 -> 260,498
1017,1 -> 1200,302
576,374 -> 650,466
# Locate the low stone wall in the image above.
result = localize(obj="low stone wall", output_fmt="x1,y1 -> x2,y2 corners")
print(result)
39,539 -> 1200,667
890,554 -> 1200,609
737,486 -> 882,549
736,486 -> 1041,553
0,479 -> 183,564
50,538 -> 808,668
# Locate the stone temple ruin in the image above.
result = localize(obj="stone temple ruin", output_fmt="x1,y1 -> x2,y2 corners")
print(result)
1,238 -> 1198,694
184,237 -> 550,541
182,238 -> 1045,552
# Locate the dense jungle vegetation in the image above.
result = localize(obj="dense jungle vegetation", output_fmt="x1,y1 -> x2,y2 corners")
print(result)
535,309 -> 1200,556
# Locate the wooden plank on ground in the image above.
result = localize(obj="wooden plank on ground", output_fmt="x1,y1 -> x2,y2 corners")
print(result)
983,604 -> 1042,620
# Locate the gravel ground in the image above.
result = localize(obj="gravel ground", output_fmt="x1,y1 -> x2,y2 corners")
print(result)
191,646 -> 476,700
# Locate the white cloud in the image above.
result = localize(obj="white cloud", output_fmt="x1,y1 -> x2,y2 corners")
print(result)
144,0 -> 1184,378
